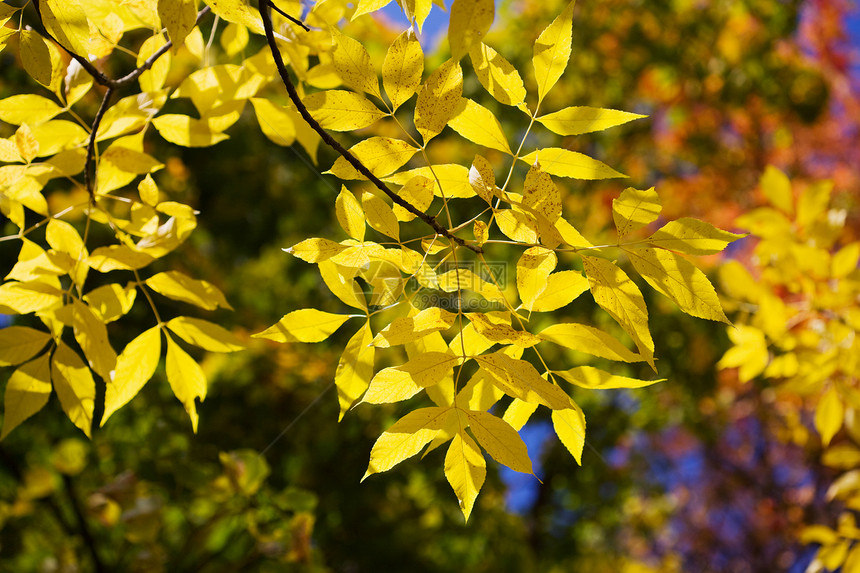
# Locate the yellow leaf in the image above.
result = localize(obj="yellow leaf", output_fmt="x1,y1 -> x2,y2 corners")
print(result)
627,247 -> 729,323
158,0 -> 197,50
137,34 -> 171,92
362,194 -> 400,240
335,186 -> 366,240
760,165 -> 793,215
83,284 -> 136,323
473,220 -> 488,246
0,327 -> 52,367
392,176 -> 434,222
717,325 -> 768,382
0,94 -> 64,125
465,313 -> 542,347
97,91 -> 166,141
30,120 -> 87,158
51,343 -> 95,438
318,260 -> 367,310
448,0 -> 494,61
496,209 -> 539,243
303,90 -> 385,131
102,326 -> 161,426
361,366 -> 423,405
64,60 -> 92,106
832,242 -> 860,279
555,366 -> 664,389
816,386 -> 844,447
445,431 -> 486,521
646,217 -> 745,255
138,174 -> 159,206
414,59 -> 463,143
530,270 -> 589,312
520,148 -> 625,180
153,114 -> 229,147
532,0 -> 575,103
1,354 -> 52,440
456,369 -> 505,411
522,163 -> 561,223
582,256 -> 655,368
612,186 -> 661,237
516,247 -> 557,310
202,0 -> 263,33
165,335 -> 207,432
384,164 -> 474,198
467,409 -> 533,474
536,106 -> 646,136
87,245 -> 155,272
469,42 -> 526,107
474,352 -> 571,409
327,137 -> 418,180
448,98 -> 511,154
353,0 -> 393,20
145,271 -> 232,311
39,0 -> 90,55
798,180 -> 832,229
15,124 -> 39,164
437,268 -> 506,303
469,155 -> 496,203
552,405 -> 585,464
331,28 -> 381,98
64,300 -> 116,383
165,316 -> 245,352
287,238 -> 351,264
220,22 -> 249,56
335,322 -> 374,419
363,407 -> 453,479
394,352 -> 461,388
373,308 -> 457,348
18,30 -> 53,88
539,323 -> 644,363
503,399 -> 539,431
0,281 -> 63,314
252,309 -> 354,343
382,29 -> 424,111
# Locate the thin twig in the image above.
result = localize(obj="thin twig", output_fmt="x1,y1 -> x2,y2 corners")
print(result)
257,0 -> 481,254
62,474 -> 109,573
269,1 -> 310,31
84,87 -> 114,200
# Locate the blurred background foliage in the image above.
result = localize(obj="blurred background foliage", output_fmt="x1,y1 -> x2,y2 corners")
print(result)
1,0 -> 859,571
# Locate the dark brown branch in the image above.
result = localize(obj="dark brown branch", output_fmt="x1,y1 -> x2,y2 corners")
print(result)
84,87 -> 114,200
257,0 -> 481,254
62,474 -> 109,573
269,1 -> 310,31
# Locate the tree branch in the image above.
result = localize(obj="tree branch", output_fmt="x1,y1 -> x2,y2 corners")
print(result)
257,0 -> 481,254
84,87 -> 114,201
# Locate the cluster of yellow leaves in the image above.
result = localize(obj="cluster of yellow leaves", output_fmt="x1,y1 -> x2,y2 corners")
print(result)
716,166 -> 860,571
244,0 -> 741,520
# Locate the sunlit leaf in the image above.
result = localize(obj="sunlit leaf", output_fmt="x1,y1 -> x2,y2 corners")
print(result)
1,354 -> 52,440
102,326 -> 161,426
51,343 -> 95,438
253,309 -> 354,343
532,0 -> 575,103
445,430 -> 486,521
363,407 -> 453,479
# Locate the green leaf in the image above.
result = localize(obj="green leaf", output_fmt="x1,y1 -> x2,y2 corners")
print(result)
253,309 -> 354,343
1,354 -> 51,440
